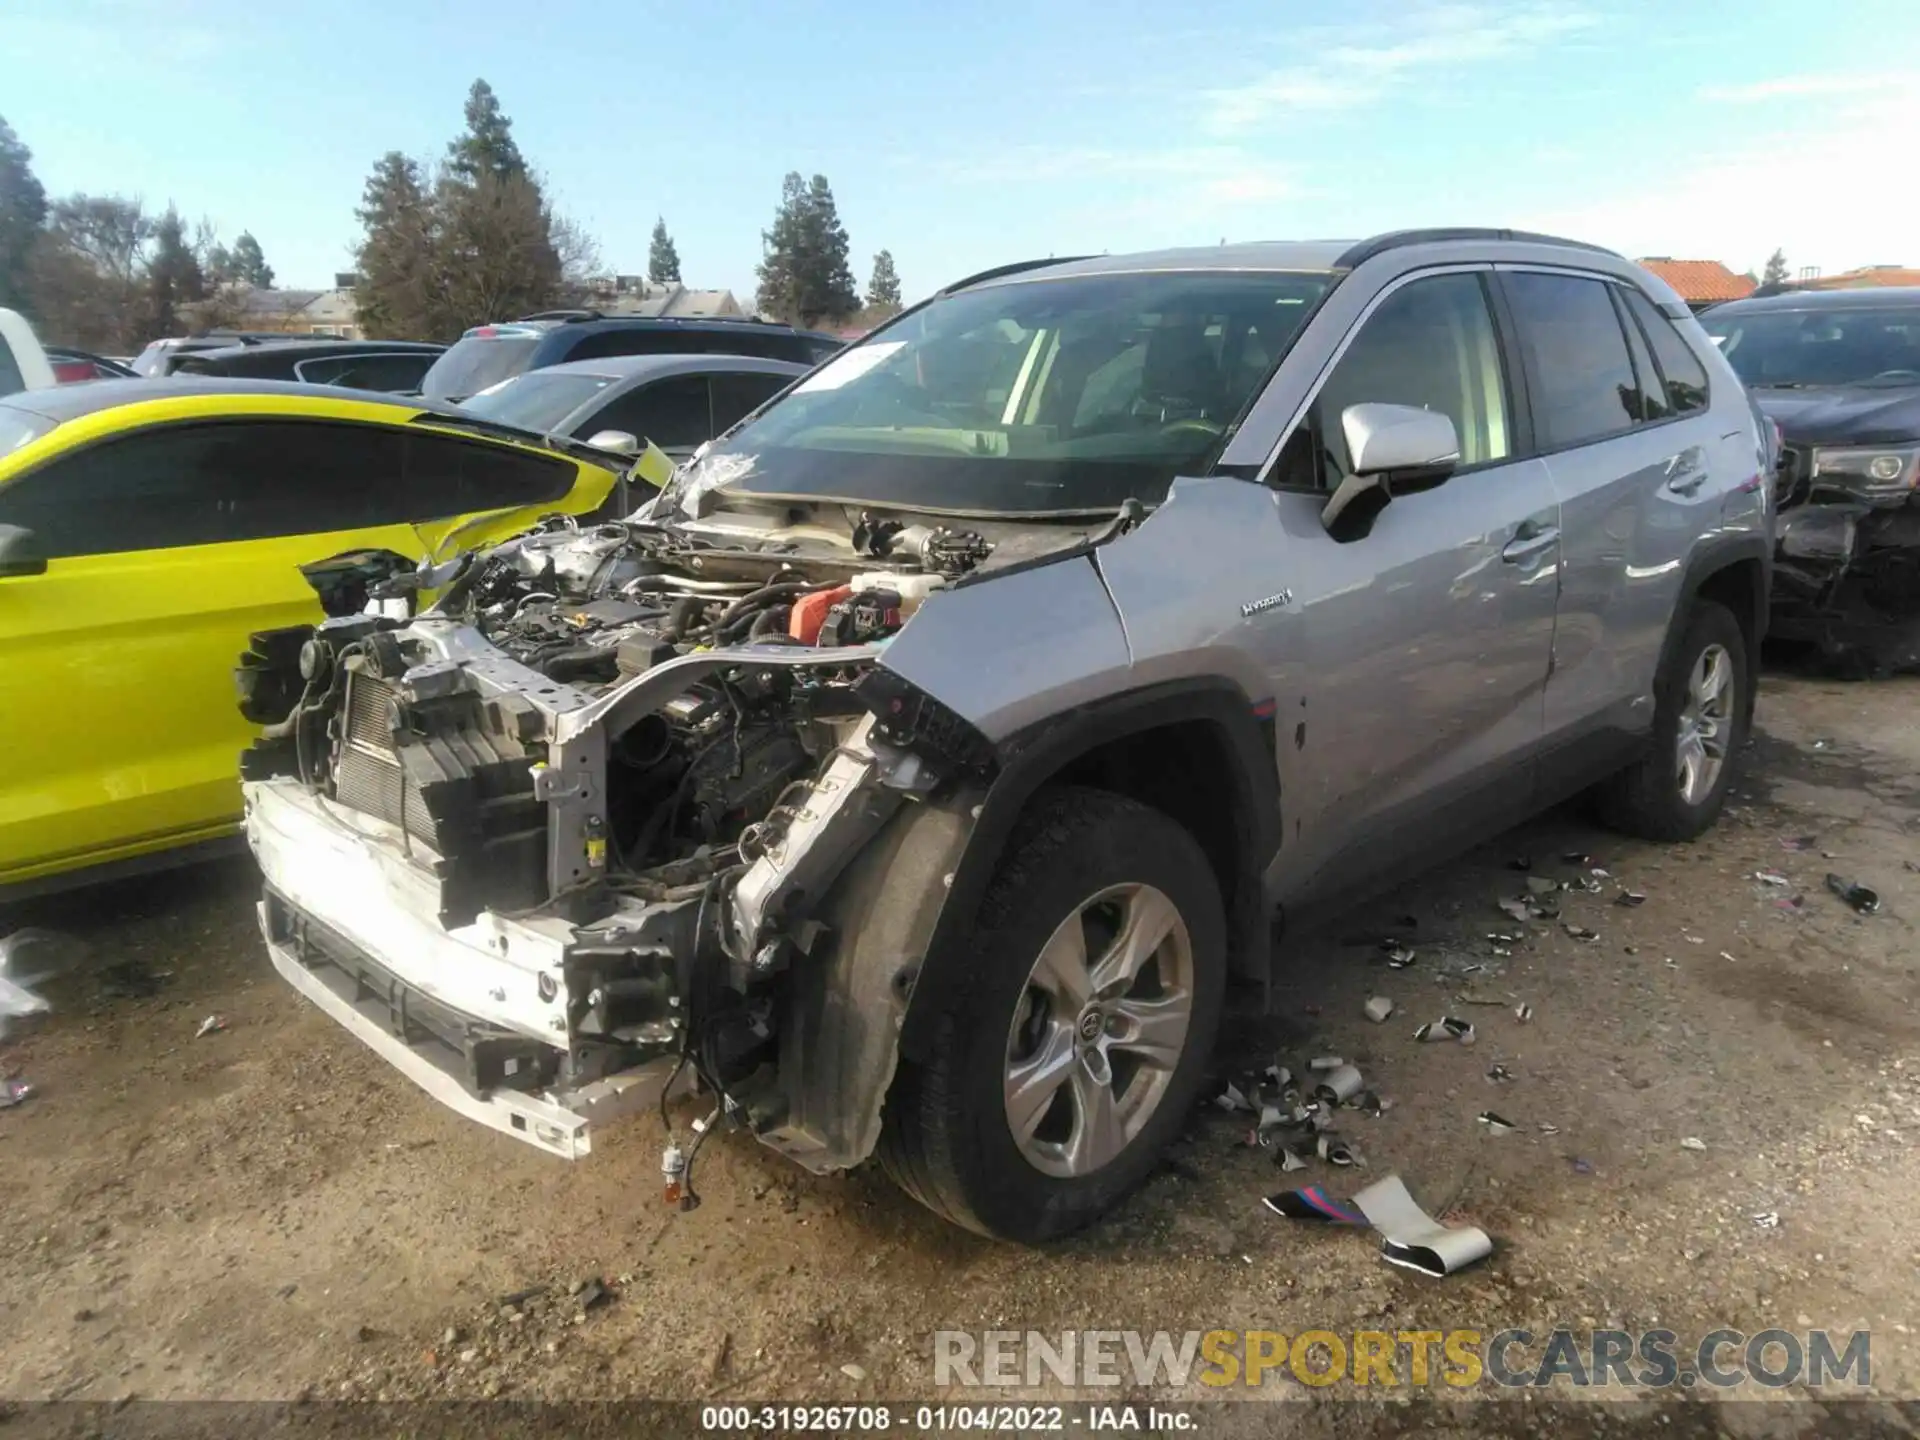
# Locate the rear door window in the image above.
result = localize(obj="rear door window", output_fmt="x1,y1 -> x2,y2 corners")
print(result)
295,353 -> 439,392
710,372 -> 791,433
0,420 -> 576,557
586,377 -> 713,449
1619,289 -> 1710,413
1502,272 -> 1643,449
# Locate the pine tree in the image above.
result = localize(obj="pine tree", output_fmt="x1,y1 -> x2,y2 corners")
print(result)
145,205 -> 205,340
228,231 -> 274,288
865,249 -> 902,315
1761,249 -> 1790,287
446,79 -> 526,184
648,217 -> 681,284
0,115 -> 47,315
756,172 -> 858,326
354,151 -> 440,338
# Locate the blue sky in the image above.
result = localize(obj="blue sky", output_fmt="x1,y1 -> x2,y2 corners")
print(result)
5,0 -> 1918,301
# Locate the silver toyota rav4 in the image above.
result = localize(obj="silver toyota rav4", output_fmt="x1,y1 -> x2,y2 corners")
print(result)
240,229 -> 1772,1242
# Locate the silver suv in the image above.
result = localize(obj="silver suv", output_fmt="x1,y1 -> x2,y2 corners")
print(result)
239,229 -> 1772,1242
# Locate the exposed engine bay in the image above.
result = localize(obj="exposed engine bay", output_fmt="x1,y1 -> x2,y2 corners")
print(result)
237,499 -> 1108,1175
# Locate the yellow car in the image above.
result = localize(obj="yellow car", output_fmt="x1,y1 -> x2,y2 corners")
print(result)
0,378 -> 647,897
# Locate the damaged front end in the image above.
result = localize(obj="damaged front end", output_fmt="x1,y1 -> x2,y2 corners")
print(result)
237,510 -> 1027,1165
1771,456 -> 1920,672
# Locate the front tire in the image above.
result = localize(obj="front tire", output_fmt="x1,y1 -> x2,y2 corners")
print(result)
1597,598 -> 1750,841
878,788 -> 1226,1242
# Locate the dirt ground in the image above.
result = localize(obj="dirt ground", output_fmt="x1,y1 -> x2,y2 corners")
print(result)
3,671 -> 1917,1426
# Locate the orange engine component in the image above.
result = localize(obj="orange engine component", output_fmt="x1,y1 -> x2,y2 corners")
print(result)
788,585 -> 853,645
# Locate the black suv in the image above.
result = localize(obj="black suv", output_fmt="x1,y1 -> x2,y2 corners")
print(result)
170,339 -> 446,393
420,312 -> 844,404
1701,287 -> 1920,670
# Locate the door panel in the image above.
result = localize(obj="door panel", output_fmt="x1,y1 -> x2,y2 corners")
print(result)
1253,269 -> 1560,901
1272,460 -> 1561,901
0,525 -> 418,883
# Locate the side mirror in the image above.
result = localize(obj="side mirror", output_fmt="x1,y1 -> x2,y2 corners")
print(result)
0,524 -> 47,578
583,429 -> 641,457
1320,403 -> 1461,543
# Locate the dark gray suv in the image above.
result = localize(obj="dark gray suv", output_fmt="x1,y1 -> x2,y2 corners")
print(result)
240,229 -> 1772,1242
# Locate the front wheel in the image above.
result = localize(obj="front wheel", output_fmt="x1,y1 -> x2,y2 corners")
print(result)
878,788 -> 1226,1242
1597,598 -> 1750,841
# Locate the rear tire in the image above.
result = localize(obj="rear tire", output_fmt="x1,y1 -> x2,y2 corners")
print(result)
1597,599 -> 1749,841
878,787 -> 1226,1242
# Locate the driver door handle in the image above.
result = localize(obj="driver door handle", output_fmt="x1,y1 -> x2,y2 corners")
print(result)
1501,524 -> 1560,564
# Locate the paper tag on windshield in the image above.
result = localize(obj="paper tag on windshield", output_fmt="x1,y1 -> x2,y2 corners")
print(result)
794,341 -> 906,393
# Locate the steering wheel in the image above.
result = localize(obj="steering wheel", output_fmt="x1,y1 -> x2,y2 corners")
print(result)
1868,369 -> 1920,382
1159,417 -> 1225,441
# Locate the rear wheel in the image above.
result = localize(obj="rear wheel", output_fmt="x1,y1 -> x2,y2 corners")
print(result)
1597,599 -> 1749,841
878,788 -> 1226,1241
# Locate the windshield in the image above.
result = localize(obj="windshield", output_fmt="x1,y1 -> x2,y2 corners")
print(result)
675,269 -> 1333,515
0,403 -> 57,457
422,333 -> 543,403
462,371 -> 616,432
1702,305 -> 1920,388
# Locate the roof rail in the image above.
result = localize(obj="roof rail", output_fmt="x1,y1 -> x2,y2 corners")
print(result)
1334,229 -> 1620,270
939,256 -> 1092,296
516,309 -> 604,323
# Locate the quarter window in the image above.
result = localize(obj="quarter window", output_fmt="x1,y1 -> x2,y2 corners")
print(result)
1503,272 -> 1642,449
0,420 -> 575,558
1273,272 -> 1512,490
1620,288 -> 1710,413
1610,289 -> 1669,423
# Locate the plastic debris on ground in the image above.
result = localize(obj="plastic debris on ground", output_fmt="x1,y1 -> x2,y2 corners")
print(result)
1781,835 -> 1819,852
1264,1175 -> 1494,1277
1363,996 -> 1395,1023
194,1014 -> 228,1039
1615,891 -> 1647,907
1751,1211 -> 1781,1229
1314,1065 -> 1365,1105
1514,1003 -> 1534,1023
0,975 -> 51,1022
1680,1136 -> 1706,1151
1525,876 -> 1559,897
1825,874 -> 1882,915
1308,1056 -> 1345,1072
1383,944 -> 1416,969
1486,1064 -> 1514,1083
1563,923 -> 1600,942
1414,1017 -> 1476,1045
1477,1111 -> 1517,1134
1496,898 -> 1533,925
1754,869 -> 1791,887
1,1078 -> 35,1110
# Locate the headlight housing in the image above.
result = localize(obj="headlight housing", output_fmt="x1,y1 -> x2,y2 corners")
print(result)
1809,443 -> 1920,500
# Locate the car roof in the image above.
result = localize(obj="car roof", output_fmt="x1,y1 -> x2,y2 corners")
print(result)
0,375 -> 465,426
1708,286 -> 1920,315
196,338 -> 444,357
462,315 -> 838,342
514,353 -> 812,383
956,229 -> 1623,291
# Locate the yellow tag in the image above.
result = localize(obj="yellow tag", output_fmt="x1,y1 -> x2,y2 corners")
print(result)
586,836 -> 607,868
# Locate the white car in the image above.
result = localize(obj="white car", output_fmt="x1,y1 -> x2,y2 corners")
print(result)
0,310 -> 56,399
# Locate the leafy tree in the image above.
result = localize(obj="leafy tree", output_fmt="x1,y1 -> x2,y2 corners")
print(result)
446,79 -> 526,184
648,217 -> 681,284
756,171 -> 858,326
0,115 -> 47,315
865,248 -> 901,315
225,231 -> 273,288
1761,248 -> 1790,287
